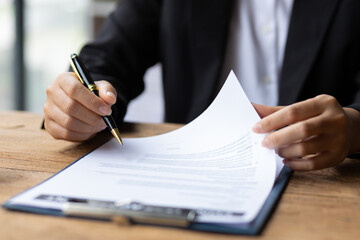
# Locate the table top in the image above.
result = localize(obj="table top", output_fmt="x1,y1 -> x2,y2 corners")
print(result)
0,111 -> 359,240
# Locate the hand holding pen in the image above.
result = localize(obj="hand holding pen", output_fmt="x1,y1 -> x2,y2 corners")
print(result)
70,53 -> 122,144
43,54 -> 122,145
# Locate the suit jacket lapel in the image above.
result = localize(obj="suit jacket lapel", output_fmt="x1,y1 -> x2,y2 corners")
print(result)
279,0 -> 340,105
187,0 -> 234,119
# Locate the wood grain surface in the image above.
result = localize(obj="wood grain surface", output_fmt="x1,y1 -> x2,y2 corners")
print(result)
0,111 -> 359,240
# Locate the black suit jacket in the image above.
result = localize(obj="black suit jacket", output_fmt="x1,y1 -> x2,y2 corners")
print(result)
78,0 -> 360,124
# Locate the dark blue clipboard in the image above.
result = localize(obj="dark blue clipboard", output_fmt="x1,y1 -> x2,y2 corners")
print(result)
2,150 -> 292,236
189,166 -> 292,235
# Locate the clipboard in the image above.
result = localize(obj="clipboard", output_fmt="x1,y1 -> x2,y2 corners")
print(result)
2,165 -> 292,235
3,71 -> 292,235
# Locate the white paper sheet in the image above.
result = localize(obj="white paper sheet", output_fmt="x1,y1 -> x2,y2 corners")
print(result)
8,71 -> 277,223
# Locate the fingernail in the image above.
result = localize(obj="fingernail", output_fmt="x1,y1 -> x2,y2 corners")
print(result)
100,124 -> 107,130
99,106 -> 111,116
283,159 -> 290,167
100,119 -> 107,128
98,124 -> 107,131
262,139 -> 271,148
107,91 -> 116,101
252,122 -> 262,133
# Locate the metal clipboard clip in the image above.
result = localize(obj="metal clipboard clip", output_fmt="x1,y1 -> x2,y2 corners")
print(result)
62,199 -> 197,227
36,194 -> 244,227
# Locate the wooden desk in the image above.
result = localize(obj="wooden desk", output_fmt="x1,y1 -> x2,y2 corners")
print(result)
0,111 -> 359,240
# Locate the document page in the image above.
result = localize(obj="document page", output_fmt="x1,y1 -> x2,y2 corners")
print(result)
7,71 -> 277,224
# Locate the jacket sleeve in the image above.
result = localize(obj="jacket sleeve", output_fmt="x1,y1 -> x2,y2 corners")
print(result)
347,72 -> 360,112
78,0 -> 161,126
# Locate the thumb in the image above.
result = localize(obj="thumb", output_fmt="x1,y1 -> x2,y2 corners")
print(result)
252,103 -> 283,118
96,80 -> 117,105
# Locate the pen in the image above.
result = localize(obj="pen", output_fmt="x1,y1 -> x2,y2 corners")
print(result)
69,53 -> 123,145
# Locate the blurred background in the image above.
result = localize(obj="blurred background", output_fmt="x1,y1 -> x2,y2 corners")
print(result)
0,0 -> 163,123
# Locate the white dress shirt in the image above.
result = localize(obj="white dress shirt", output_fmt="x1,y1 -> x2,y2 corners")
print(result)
221,0 -> 294,106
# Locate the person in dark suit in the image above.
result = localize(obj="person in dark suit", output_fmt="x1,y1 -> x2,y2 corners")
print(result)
43,0 -> 360,171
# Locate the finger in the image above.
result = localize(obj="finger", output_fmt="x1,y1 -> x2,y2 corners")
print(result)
50,88 -> 106,128
44,117 -> 96,142
262,115 -> 325,149
46,103 -> 106,134
96,80 -> 117,105
59,73 -> 112,116
254,98 -> 324,133
276,135 -> 328,159
252,103 -> 283,119
283,152 -> 335,171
